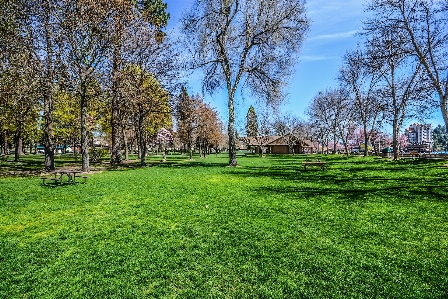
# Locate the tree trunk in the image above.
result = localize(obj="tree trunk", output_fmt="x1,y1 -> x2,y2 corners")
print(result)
162,149 -> 166,162
110,21 -> 123,166
344,142 -> 349,156
123,127 -> 129,161
333,135 -> 337,154
43,90 -> 55,171
188,138 -> 193,160
42,1 -> 55,172
2,131 -> 7,155
137,131 -> 141,159
227,91 -> 237,166
393,117 -> 399,160
14,127 -> 22,162
443,93 -> 448,131
138,110 -> 146,166
80,82 -> 89,172
363,124 -> 369,157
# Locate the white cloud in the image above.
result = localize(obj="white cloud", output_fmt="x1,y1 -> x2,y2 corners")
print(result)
300,55 -> 338,61
309,30 -> 359,41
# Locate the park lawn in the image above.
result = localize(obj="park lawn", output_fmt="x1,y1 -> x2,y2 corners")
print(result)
0,154 -> 447,298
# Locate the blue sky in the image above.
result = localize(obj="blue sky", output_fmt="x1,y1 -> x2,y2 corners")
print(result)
164,0 -> 444,132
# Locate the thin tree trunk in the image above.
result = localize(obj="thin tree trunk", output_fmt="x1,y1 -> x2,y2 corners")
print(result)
80,82 -> 89,172
363,124 -> 369,157
228,91 -> 237,166
42,0 -> 55,171
138,110 -> 146,166
2,131 -> 7,155
344,142 -> 349,156
43,90 -> 55,171
110,19 -> 123,166
188,137 -> 193,160
333,135 -> 337,154
443,93 -> 448,130
393,117 -> 399,160
14,127 -> 22,162
122,127 -> 129,161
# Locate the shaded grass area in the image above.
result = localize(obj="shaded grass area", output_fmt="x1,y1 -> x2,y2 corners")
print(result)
1,154 -> 448,298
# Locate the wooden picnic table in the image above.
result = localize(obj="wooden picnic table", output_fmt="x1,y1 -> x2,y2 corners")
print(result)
42,170 -> 87,185
302,160 -> 327,171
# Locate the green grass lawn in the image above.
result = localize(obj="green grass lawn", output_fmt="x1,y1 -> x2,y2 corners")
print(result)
1,154 -> 447,298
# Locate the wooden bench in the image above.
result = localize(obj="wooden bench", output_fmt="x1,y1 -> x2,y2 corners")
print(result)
409,151 -> 419,157
41,172 -> 88,185
302,161 -> 327,171
41,177 -> 62,185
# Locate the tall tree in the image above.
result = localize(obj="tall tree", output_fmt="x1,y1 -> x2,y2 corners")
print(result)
339,48 -> 386,156
121,65 -> 171,166
365,0 -> 448,129
176,88 -> 200,160
182,0 -> 309,166
109,0 -> 169,166
154,127 -> 173,162
365,28 -> 434,159
0,0 -> 43,162
60,0 -> 112,171
27,0 -> 64,171
0,63 -> 40,162
432,124 -> 448,151
307,90 -> 340,154
196,102 -> 221,157
245,105 -> 258,138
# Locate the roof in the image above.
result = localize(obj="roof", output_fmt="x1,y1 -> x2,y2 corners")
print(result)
240,135 -> 313,147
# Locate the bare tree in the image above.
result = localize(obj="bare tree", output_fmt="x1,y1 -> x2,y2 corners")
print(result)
332,90 -> 358,155
60,1 -> 112,172
0,0 -> 40,162
21,0 -> 64,171
0,55 -> 40,162
108,0 -> 169,166
307,90 -> 343,154
365,0 -> 448,129
182,0 -> 309,166
339,48 -> 386,156
175,89 -> 205,160
365,30 -> 434,160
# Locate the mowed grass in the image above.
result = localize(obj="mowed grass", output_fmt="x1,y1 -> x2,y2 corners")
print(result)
0,154 -> 447,298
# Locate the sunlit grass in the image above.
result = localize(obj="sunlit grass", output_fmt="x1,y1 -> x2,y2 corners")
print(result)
1,154 -> 447,298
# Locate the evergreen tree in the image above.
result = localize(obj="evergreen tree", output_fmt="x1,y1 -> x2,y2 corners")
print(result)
433,125 -> 448,152
245,105 -> 258,137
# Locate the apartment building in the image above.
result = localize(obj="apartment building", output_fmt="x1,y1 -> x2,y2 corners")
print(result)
405,123 -> 433,152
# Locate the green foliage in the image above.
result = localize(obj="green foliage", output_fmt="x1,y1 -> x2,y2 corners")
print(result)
88,148 -> 109,163
0,155 -> 448,298
140,0 -> 170,28
245,105 -> 258,137
433,124 -> 448,151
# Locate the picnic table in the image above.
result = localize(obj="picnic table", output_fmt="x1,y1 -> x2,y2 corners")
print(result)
41,170 -> 87,185
302,160 -> 327,171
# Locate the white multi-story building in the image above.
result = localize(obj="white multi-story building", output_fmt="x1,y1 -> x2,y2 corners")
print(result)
405,123 -> 433,151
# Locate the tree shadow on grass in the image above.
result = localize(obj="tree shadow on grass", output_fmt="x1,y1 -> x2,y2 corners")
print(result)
255,182 -> 448,203
223,158 -> 448,203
